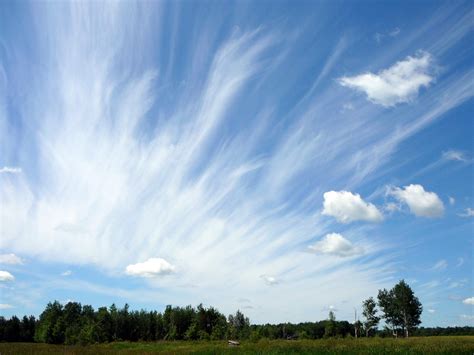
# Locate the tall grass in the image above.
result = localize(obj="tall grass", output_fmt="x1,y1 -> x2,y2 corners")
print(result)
0,336 -> 473,354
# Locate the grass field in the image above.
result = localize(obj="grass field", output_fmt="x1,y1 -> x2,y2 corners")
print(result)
1,336 -> 473,354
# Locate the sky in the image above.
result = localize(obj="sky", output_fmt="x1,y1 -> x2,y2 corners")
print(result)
0,1 -> 473,327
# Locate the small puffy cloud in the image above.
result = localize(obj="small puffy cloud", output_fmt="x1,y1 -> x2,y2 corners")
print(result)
322,190 -> 383,223
389,184 -> 444,218
0,166 -> 22,174
462,297 -> 474,305
338,52 -> 434,107
460,314 -> 474,320
260,275 -> 278,286
0,271 -> 14,282
61,270 -> 72,276
456,257 -> 464,267
125,258 -> 176,278
0,304 -> 14,310
432,259 -> 448,271
427,309 -> 435,314
459,208 -> 474,218
449,197 -> 455,205
308,233 -> 364,257
0,254 -> 23,265
442,150 -> 467,162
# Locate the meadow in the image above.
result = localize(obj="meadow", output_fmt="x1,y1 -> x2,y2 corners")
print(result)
1,336 -> 474,354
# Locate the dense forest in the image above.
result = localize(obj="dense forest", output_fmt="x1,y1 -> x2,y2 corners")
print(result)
0,280 -> 472,345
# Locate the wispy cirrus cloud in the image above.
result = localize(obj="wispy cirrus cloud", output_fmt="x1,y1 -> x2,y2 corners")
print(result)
431,259 -> 448,271
0,254 -> 23,265
0,167 -> 21,174
442,150 -> 468,162
0,1 -> 472,323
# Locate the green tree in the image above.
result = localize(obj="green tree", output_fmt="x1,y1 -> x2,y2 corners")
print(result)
96,307 -> 113,342
35,301 -> 65,343
228,310 -> 250,340
378,280 -> 422,337
362,297 -> 380,337
324,311 -> 336,338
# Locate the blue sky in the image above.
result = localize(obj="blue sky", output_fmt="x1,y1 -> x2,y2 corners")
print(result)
0,1 -> 473,326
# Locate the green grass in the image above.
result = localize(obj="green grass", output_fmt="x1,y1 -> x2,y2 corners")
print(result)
1,336 -> 474,354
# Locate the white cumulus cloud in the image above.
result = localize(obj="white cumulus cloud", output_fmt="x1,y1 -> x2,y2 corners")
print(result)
0,270 -> 15,281
125,258 -> 176,278
389,184 -> 444,218
339,52 -> 434,106
322,190 -> 383,223
61,270 -> 72,276
462,297 -> 474,305
0,304 -> 14,310
308,233 -> 364,257
0,254 -> 23,265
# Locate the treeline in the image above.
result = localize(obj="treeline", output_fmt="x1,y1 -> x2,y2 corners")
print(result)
0,280 -> 473,345
32,302 -> 240,344
0,302 -> 358,345
0,302 -> 251,345
1,304 -> 473,345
